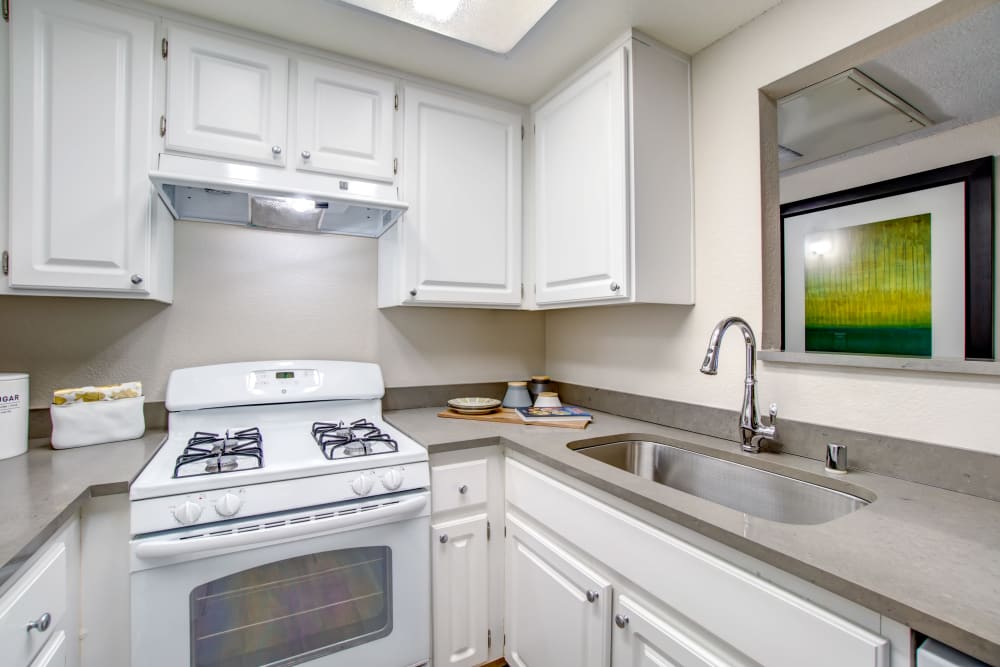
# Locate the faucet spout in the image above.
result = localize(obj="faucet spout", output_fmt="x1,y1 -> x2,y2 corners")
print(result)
699,317 -> 777,453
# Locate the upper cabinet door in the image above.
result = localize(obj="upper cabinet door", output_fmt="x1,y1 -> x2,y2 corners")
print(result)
9,0 -> 155,292
401,86 -> 522,306
296,60 -> 396,181
165,24 -> 288,166
534,47 -> 629,305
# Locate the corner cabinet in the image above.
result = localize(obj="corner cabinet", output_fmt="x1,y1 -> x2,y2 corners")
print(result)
378,86 -> 523,308
6,0 -> 171,300
532,34 -> 693,307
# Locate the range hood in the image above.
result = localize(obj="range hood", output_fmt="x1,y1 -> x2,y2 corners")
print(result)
150,158 -> 408,238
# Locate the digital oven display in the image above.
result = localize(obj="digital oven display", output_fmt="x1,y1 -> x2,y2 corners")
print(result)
275,371 -> 295,380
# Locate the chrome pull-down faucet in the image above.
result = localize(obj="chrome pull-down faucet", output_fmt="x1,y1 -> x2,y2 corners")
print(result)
700,316 -> 777,453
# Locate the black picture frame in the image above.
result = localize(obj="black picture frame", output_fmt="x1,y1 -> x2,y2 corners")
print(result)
780,156 -> 995,360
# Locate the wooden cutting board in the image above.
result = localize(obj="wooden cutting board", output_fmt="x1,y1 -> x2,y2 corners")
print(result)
437,408 -> 590,429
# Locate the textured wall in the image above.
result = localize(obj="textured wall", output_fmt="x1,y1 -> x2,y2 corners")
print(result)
0,221 -> 545,407
546,0 -> 1000,454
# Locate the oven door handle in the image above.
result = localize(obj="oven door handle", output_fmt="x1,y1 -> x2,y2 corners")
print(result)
134,494 -> 428,560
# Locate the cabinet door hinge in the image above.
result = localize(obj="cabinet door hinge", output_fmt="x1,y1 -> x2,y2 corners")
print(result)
2,0 -> 9,23
161,38 -> 168,59
2,251 -> 9,276
160,116 -> 167,137
393,158 -> 398,175
503,524 -> 507,538
487,629 -> 492,650
394,93 -> 399,111
521,125 -> 524,141
486,520 -> 491,541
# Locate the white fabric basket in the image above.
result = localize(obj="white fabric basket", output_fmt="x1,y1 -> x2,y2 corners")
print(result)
51,396 -> 146,449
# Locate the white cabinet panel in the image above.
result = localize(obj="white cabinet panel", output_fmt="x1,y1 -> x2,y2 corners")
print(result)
29,631 -> 67,667
431,458 -> 489,514
397,86 -> 522,306
534,46 -> 628,305
296,60 -> 395,181
612,594 -> 752,667
166,24 -> 288,166
9,0 -> 155,292
432,515 -> 489,667
0,540 -> 68,667
506,514 -> 611,667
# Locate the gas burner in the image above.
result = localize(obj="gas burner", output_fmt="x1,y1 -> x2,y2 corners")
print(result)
312,419 -> 398,460
173,427 -> 264,478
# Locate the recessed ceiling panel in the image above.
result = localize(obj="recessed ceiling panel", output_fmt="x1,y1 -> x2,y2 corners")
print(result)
337,0 -> 561,53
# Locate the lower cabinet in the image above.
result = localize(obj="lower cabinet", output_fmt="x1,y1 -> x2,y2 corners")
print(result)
432,514 -> 490,667
0,517 -> 80,667
430,448 -> 505,667
504,456 -> 893,667
505,514 -> 611,667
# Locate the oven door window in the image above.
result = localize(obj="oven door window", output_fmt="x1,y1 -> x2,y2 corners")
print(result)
190,546 -> 392,666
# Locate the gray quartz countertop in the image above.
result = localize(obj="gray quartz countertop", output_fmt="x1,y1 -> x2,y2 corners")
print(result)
0,431 -> 165,596
385,407 -> 1000,664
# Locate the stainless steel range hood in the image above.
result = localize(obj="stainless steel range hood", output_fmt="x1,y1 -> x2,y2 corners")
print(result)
150,161 -> 408,238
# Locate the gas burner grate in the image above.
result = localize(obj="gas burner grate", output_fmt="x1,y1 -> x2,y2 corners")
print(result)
312,419 -> 398,460
173,427 -> 264,478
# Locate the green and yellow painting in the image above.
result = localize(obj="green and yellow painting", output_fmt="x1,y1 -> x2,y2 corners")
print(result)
804,214 -> 931,356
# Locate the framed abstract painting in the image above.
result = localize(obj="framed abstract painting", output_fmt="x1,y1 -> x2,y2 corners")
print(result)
781,157 -> 995,360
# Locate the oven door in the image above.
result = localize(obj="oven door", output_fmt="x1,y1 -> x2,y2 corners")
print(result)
130,490 -> 430,667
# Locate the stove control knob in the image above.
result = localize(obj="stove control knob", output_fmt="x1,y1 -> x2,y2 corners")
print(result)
351,473 -> 375,496
381,468 -> 404,491
215,492 -> 242,517
172,500 -> 203,525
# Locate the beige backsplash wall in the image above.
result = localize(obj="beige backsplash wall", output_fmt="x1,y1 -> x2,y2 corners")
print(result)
0,221 -> 545,407
546,0 -> 1000,455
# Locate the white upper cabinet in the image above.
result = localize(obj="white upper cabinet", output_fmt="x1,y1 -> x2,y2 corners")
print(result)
379,85 -> 522,307
296,60 -> 396,181
532,34 -> 694,307
8,0 -> 162,296
165,24 -> 289,166
534,46 -> 628,305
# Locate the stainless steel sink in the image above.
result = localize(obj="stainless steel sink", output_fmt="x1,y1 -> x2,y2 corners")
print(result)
569,437 -> 870,525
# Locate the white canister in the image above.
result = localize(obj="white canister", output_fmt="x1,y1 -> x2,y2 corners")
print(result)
0,373 -> 29,460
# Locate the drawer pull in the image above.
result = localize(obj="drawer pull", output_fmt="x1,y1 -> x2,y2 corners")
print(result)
614,614 -> 629,629
440,534 -> 449,544
459,485 -> 469,494
26,612 -> 51,633
586,590 -> 599,603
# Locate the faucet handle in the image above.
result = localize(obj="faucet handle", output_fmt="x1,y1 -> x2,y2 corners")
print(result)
767,402 -> 778,425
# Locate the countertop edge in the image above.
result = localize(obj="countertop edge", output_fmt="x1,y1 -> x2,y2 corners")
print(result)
394,421 -> 1000,664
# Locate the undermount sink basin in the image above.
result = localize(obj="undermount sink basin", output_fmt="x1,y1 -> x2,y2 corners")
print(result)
569,437 -> 870,525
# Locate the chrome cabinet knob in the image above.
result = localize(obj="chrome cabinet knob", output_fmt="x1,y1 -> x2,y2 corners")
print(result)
585,590 -> 599,603
271,145 -> 282,155
439,534 -> 448,544
409,288 -> 417,297
610,281 -> 620,292
614,614 -> 629,629
26,612 -> 51,633
459,485 -> 468,494
130,274 -> 143,285
301,150 -> 311,159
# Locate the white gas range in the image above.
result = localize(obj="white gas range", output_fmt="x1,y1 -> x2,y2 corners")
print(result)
129,360 -> 430,667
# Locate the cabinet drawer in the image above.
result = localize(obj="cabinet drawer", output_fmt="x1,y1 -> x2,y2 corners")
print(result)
30,630 -> 67,667
0,542 -> 68,667
432,459 -> 488,513
507,459 -> 889,667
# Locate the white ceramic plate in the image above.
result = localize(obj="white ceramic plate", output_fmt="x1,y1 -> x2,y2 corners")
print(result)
448,397 -> 502,414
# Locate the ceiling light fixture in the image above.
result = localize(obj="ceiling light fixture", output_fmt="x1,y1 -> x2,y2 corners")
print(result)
412,0 -> 461,22
337,0 -> 561,53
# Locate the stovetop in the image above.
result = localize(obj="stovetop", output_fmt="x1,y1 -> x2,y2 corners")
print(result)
130,400 -> 427,501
